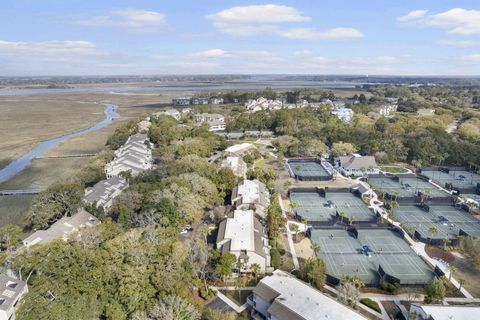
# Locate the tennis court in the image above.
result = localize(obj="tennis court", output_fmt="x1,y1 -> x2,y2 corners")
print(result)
289,190 -> 375,223
422,169 -> 480,191
369,176 -> 449,198
393,205 -> 480,242
290,191 -> 336,223
311,229 -> 434,286
287,160 -> 333,181
326,192 -> 376,223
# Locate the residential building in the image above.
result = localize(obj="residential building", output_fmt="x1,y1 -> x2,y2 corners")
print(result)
216,209 -> 271,272
331,107 -> 354,122
84,176 -> 128,210
249,270 -> 367,320
105,134 -> 152,178
231,179 -> 270,219
194,113 -> 225,123
245,97 -> 285,112
336,153 -> 380,177
244,129 -> 275,138
23,209 -> 101,247
226,131 -> 245,140
375,104 -> 398,117
0,274 -> 28,320
172,97 -> 191,106
224,143 -> 254,156
410,304 -> 480,320
210,97 -> 224,105
191,97 -> 209,105
194,113 -> 226,131
417,108 -> 435,117
221,156 -> 247,178
154,109 -> 181,120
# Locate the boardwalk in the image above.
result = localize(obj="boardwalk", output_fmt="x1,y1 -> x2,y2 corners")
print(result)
0,189 -> 41,195
35,153 -> 97,160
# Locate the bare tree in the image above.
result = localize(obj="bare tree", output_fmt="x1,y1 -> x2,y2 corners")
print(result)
149,295 -> 200,320
337,282 -> 360,308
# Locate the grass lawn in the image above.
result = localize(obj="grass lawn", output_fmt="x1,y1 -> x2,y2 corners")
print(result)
222,289 -> 252,305
0,194 -> 34,226
380,165 -> 409,174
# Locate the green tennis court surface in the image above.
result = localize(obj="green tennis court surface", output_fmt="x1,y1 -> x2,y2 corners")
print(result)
289,190 -> 375,223
393,205 -> 480,241
287,160 -> 333,180
312,229 -> 434,286
422,170 -> 480,190
369,176 -> 449,198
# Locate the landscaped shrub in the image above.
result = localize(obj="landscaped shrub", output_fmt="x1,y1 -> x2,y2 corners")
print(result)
200,287 -> 216,300
360,298 -> 381,313
278,248 -> 286,256
381,281 -> 401,294
271,248 -> 281,269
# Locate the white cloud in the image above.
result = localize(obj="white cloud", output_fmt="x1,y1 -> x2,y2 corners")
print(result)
293,50 -> 314,57
78,9 -> 166,32
0,40 -> 105,61
207,4 -> 310,24
435,39 -> 477,48
207,4 -> 363,40
279,27 -> 363,40
398,8 -> 480,35
188,49 -> 234,58
187,49 -> 274,59
397,10 -> 429,22
460,54 -> 480,63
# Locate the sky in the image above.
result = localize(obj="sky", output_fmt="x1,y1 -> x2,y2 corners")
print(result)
1,0 -> 480,76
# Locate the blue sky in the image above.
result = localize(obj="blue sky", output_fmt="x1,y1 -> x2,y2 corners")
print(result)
1,0 -> 480,76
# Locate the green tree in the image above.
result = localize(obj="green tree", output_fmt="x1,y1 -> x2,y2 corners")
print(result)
425,277 -> 447,303
0,224 -> 22,252
250,263 -> 261,281
331,142 -> 357,157
26,182 -> 83,230
301,258 -> 327,289
210,251 -> 236,282
428,227 -> 438,245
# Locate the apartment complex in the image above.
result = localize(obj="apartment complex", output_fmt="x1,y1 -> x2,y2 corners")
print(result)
105,134 -> 152,178
23,209 -> 100,247
249,270 -> 367,320
0,274 -> 28,320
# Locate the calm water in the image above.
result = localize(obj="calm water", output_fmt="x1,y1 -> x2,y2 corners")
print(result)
0,104 -> 119,184
0,81 -> 361,96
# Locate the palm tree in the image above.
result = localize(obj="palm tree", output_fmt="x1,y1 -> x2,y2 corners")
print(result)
458,278 -> 465,291
428,227 -> 438,245
290,201 -> 298,213
339,211 -> 346,224
235,276 -> 246,301
443,237 -> 450,250
448,265 -> 457,281
250,263 -> 261,282
350,215 -> 357,226
290,223 -> 300,242
311,243 -> 321,256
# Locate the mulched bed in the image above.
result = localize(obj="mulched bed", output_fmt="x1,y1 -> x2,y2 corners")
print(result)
445,281 -> 466,298
425,246 -> 455,263
381,301 -> 402,320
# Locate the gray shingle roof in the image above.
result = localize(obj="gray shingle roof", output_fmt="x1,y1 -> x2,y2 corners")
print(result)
0,274 -> 27,311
